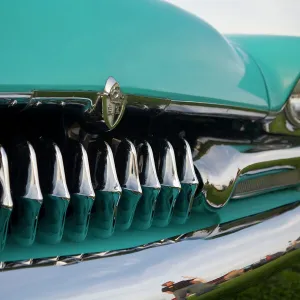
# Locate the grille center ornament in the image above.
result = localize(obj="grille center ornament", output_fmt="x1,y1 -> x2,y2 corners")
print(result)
101,77 -> 127,130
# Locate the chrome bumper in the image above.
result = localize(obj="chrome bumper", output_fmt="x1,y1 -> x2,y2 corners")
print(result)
1,203 -> 300,300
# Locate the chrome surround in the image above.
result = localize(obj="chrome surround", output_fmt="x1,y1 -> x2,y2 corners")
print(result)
1,203 -> 300,300
87,140 -> 121,238
152,140 -> 181,227
0,147 -> 13,209
134,141 -> 161,230
115,139 -> 142,230
264,79 -> 300,136
165,101 -> 267,119
193,143 -> 300,208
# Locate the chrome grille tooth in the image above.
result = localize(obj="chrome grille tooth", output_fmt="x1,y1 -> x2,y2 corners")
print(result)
87,139 -> 121,238
62,140 -> 95,242
114,139 -> 142,231
132,141 -> 161,230
172,138 -> 199,224
0,146 -> 12,252
7,140 -> 43,246
151,139 -> 181,227
33,138 -> 70,244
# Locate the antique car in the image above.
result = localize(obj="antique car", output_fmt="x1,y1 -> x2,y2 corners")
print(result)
1,0 -> 300,299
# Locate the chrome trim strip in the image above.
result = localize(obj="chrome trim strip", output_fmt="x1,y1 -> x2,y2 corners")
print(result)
1,203 -> 300,300
165,101 -> 267,119
0,90 -> 268,121
194,143 -> 300,208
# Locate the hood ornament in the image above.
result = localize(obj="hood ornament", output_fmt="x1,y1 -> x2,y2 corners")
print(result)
101,77 -> 127,130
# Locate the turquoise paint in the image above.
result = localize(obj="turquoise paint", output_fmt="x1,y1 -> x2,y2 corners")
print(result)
227,35 -> 300,111
0,188 -> 299,261
0,0 -> 268,111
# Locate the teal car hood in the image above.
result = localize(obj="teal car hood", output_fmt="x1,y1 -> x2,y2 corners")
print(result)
0,0 -> 285,112
227,35 -> 300,111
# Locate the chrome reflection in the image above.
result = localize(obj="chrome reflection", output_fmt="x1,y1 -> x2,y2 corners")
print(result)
0,146 -> 12,251
264,80 -> 300,136
133,141 -> 161,230
8,140 -> 43,246
194,143 -> 300,208
1,203 -> 300,300
34,139 -> 70,244
173,138 -> 199,224
87,139 -> 121,238
115,139 -> 142,230
63,141 -> 95,242
151,140 -> 181,227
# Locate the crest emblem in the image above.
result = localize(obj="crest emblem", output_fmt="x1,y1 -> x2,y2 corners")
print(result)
102,77 -> 127,130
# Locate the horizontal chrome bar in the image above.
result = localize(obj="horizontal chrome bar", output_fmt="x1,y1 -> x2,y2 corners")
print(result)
193,141 -> 300,208
1,202 -> 299,299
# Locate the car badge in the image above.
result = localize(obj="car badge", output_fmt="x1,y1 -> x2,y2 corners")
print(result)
102,77 -> 127,130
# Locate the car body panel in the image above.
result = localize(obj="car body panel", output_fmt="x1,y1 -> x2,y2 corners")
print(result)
0,0 -> 269,111
227,35 -> 300,111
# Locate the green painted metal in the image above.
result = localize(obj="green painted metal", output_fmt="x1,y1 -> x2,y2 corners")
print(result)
227,35 -> 300,111
0,0 -> 269,111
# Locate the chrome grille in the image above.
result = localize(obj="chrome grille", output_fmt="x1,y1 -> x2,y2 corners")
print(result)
0,137 -> 198,248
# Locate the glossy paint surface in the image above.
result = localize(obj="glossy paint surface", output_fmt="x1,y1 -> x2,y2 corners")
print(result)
1,203 -> 300,299
0,0 -> 269,111
227,35 -> 300,111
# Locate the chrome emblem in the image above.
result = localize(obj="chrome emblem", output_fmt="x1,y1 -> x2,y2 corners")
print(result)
102,77 -> 127,130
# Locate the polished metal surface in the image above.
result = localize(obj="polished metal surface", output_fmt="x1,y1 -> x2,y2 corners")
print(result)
8,141 -> 43,246
64,143 -> 95,242
0,88 -> 270,127
115,139 -> 142,230
0,146 -> 13,209
264,80 -> 300,136
1,203 -> 300,299
34,139 -> 70,245
173,138 -> 199,224
194,143 -> 300,208
87,139 -> 121,237
165,101 -> 267,119
98,76 -> 127,130
232,169 -> 300,199
152,140 -> 181,227
134,141 -> 161,229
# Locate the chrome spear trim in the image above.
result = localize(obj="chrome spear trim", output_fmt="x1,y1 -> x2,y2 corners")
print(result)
34,139 -> 70,245
0,147 -> 13,209
151,140 -> 181,227
194,143 -> 300,208
8,141 -> 43,246
133,141 -> 161,230
0,146 -> 13,252
173,138 -> 199,224
115,139 -> 142,230
63,142 -> 95,242
87,139 -> 121,238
